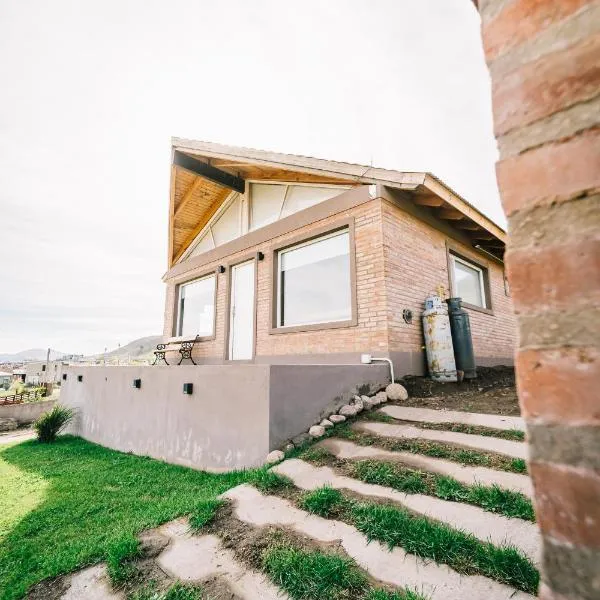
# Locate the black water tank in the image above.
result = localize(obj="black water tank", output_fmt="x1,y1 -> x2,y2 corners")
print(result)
446,297 -> 477,379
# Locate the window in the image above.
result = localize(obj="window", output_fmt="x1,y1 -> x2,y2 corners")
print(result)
451,254 -> 487,308
176,274 -> 216,338
277,229 -> 352,327
185,183 -> 348,260
42,365 -> 46,372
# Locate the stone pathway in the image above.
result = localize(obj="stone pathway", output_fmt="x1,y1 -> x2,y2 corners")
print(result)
318,437 -> 533,496
380,405 -> 525,431
273,458 -> 540,564
223,484 -> 534,600
354,421 -> 528,459
51,402 -> 538,600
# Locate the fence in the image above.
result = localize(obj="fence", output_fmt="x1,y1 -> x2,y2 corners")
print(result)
0,389 -> 45,406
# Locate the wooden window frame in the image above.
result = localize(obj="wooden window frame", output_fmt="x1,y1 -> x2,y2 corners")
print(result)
269,217 -> 358,334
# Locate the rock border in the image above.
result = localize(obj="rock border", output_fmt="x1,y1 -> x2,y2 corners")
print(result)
265,382 -> 408,464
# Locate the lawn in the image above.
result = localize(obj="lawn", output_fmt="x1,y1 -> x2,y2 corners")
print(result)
0,435 -> 264,600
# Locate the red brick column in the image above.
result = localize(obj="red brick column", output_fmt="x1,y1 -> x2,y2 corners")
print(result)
476,1 -> 600,598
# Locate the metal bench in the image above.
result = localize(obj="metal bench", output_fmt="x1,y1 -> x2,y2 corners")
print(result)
152,335 -> 200,365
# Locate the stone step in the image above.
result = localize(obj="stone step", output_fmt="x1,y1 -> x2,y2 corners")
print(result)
380,405 -> 525,432
318,438 -> 533,497
157,519 -> 288,600
355,421 -> 528,459
222,484 -> 535,600
272,458 -> 540,564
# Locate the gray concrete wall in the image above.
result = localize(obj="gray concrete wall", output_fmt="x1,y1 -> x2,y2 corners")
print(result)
62,365 -> 271,472
60,362 -> 395,471
268,363 -> 389,449
0,399 -> 56,424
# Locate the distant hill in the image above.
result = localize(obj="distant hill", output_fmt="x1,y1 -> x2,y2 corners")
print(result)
85,336 -> 163,361
0,348 -> 68,362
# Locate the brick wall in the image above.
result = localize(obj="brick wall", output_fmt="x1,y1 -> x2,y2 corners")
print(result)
163,200 -> 390,361
477,1 -> 600,598
164,192 -> 516,369
381,200 -> 516,359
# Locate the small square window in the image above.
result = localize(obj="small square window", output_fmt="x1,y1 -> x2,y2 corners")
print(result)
451,254 -> 488,309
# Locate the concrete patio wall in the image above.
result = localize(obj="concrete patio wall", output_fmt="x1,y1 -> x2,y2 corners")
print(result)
61,362 -> 390,471
62,365 -> 271,472
0,399 -> 56,424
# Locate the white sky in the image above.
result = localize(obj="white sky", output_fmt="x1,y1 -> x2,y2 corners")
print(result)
0,0 -> 501,355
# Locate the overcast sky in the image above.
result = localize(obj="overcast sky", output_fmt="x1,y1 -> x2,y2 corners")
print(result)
0,0 -> 500,355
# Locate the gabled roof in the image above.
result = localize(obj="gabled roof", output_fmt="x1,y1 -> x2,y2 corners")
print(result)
168,138 -> 506,266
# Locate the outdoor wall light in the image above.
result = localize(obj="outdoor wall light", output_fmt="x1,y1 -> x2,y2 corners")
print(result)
256,251 -> 265,261
217,265 -> 226,274
183,383 -> 193,395
62,374 -> 67,381
77,375 -> 83,382
133,378 -> 142,389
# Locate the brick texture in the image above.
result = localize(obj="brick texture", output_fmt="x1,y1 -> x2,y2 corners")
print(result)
163,197 -> 516,369
478,0 -> 600,597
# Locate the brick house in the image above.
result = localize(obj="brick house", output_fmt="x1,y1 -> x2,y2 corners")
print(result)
162,139 -> 516,374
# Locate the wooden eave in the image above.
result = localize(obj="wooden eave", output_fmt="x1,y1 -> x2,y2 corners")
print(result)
167,139 -> 507,266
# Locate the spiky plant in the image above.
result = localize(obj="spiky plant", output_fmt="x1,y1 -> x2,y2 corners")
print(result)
34,404 -> 74,443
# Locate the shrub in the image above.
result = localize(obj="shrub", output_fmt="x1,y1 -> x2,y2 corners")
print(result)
34,404 -> 74,443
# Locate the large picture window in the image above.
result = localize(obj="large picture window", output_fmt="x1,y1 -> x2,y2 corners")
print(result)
277,229 -> 352,328
176,274 -> 216,338
451,254 -> 488,308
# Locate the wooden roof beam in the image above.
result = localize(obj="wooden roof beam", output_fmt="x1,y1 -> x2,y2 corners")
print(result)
438,208 -> 464,220
414,194 -> 444,207
456,222 -> 481,231
173,151 -> 245,193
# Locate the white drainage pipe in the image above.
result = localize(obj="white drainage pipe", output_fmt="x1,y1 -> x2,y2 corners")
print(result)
361,354 -> 394,384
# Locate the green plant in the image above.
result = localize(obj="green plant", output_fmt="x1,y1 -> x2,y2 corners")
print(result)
301,486 -> 344,517
262,545 -> 369,600
33,404 -> 74,443
188,499 -> 223,531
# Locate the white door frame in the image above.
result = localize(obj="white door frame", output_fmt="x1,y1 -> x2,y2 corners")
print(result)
227,259 -> 256,360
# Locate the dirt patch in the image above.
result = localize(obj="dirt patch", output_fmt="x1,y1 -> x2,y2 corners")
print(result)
400,366 -> 520,416
199,576 -> 243,600
27,574 -> 70,600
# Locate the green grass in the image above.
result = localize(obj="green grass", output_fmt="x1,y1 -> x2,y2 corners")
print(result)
415,422 -> 525,442
334,425 -> 527,474
188,499 -> 223,532
298,487 -> 538,595
352,502 -> 538,594
129,582 -> 203,600
352,460 -> 535,521
263,545 -> 369,599
300,486 -> 344,517
0,435 -> 270,600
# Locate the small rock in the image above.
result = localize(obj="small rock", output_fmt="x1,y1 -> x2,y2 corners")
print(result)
284,443 -> 295,452
309,425 -> 326,438
352,394 -> 362,402
329,414 -> 346,424
339,404 -> 358,417
266,450 -> 285,464
374,391 -> 388,404
353,399 -> 364,413
320,419 -> 334,429
362,397 -> 374,410
385,383 -> 408,401
292,432 -> 310,446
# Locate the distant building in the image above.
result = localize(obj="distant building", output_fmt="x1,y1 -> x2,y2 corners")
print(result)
25,361 -> 68,385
